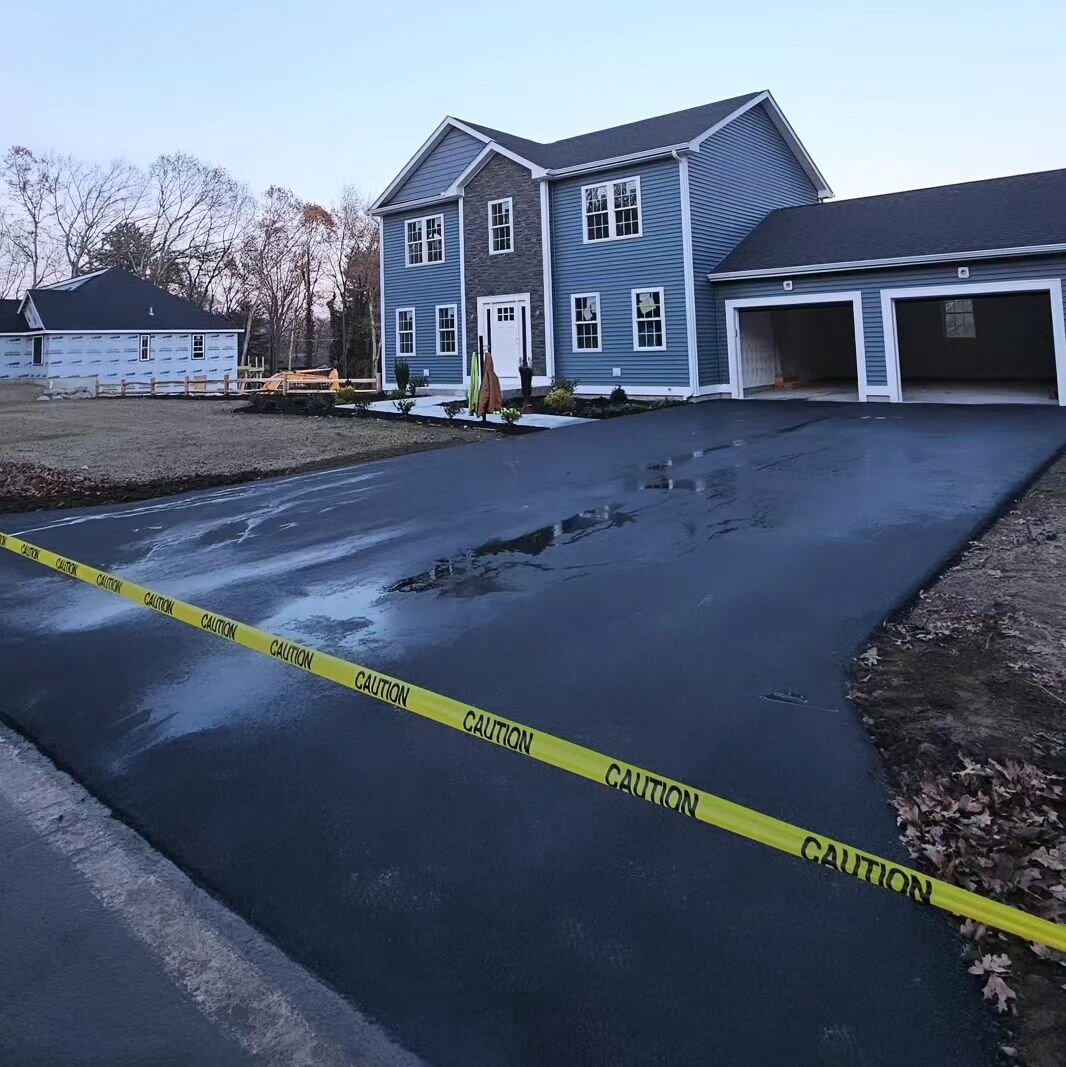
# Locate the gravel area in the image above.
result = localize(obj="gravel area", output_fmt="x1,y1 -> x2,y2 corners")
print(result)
0,396 -> 486,511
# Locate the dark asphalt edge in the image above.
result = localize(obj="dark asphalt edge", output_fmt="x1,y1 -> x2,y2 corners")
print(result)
0,704 -> 417,1059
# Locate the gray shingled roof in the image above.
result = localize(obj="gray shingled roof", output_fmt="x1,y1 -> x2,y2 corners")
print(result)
0,299 -> 25,333
459,91 -> 763,170
28,268 -> 236,332
712,168 -> 1066,276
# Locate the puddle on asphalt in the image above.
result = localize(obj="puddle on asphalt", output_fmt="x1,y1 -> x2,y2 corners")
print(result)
388,505 -> 634,596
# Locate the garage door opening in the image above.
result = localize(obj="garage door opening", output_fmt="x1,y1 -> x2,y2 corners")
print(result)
894,291 -> 1059,405
735,302 -> 860,401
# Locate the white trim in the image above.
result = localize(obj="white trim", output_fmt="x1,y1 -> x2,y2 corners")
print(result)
879,278 -> 1066,407
570,292 -> 602,353
458,195 -> 467,365
378,217 -> 386,379
723,291 -> 868,400
689,91 -> 833,199
435,303 -> 458,357
677,155 -> 699,390
471,294 -> 532,383
0,329 -> 242,336
581,175 -> 642,244
139,334 -> 152,362
546,144 -> 689,179
395,306 -> 416,358
693,383 -> 735,397
487,197 -> 514,255
404,213 -> 445,268
374,193 -> 458,217
445,141 -> 547,194
708,243 -> 1066,282
630,287 -> 667,351
539,181 -> 555,379
445,119 -> 545,175
371,118 -> 491,211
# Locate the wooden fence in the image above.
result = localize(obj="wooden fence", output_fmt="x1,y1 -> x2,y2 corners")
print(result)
95,375 -> 380,398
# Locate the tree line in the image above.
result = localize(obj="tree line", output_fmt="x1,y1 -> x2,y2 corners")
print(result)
0,146 -> 380,377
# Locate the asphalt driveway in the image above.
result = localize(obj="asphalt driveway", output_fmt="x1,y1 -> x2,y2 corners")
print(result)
3,400 -> 1065,1065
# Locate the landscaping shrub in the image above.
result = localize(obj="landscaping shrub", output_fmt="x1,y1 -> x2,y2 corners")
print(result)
500,407 -> 522,426
394,359 -> 411,396
544,388 -> 577,415
336,386 -> 366,404
409,374 -> 427,397
519,360 -> 534,401
609,386 -> 628,404
394,397 -> 416,416
551,376 -> 577,394
246,391 -> 335,416
443,400 -> 466,421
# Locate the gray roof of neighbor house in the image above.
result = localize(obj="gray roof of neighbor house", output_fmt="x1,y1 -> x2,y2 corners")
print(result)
458,91 -> 764,171
711,167 -> 1066,276
26,268 -> 237,332
0,299 -> 25,333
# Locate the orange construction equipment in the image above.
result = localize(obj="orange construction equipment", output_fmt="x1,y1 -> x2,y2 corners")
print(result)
259,367 -> 341,393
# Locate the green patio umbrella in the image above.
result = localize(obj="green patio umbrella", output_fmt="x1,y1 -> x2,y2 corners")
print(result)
467,349 -> 481,415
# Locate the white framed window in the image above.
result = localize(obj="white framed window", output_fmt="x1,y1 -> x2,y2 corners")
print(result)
405,214 -> 445,267
139,334 -> 152,361
631,287 -> 666,350
943,298 -> 976,339
32,336 -> 43,366
582,176 -> 642,243
570,293 -> 601,352
488,197 -> 513,254
396,308 -> 415,355
436,304 -> 457,355
191,334 -> 205,359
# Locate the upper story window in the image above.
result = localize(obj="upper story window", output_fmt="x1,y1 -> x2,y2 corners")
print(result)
582,176 -> 642,243
139,334 -> 152,361
488,198 -> 513,254
570,293 -> 601,352
943,299 -> 976,339
632,288 -> 666,350
405,214 -> 445,267
396,308 -> 415,355
192,334 -> 205,359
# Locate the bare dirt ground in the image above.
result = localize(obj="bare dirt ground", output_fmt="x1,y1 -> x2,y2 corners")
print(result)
852,455 -> 1066,1067
0,393 -> 486,512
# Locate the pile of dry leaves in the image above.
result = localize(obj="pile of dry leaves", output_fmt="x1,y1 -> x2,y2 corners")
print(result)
893,755 -> 1066,1019
0,461 -> 117,513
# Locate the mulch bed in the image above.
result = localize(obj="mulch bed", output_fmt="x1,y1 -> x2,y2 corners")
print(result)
851,456 -> 1066,1067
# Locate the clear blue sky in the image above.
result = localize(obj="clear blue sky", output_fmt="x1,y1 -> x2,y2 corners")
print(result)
7,0 -> 1065,205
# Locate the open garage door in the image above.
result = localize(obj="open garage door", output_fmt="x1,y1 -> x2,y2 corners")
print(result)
728,294 -> 865,401
883,281 -> 1066,406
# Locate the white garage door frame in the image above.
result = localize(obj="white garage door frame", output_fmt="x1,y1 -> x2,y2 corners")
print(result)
724,292 -> 870,401
880,278 -> 1066,407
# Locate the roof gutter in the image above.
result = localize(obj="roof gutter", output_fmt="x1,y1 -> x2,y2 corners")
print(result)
542,143 -> 693,180
707,242 -> 1066,281
373,192 -> 461,217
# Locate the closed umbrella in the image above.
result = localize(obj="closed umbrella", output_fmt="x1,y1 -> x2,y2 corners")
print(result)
478,352 -> 503,418
467,350 -> 481,415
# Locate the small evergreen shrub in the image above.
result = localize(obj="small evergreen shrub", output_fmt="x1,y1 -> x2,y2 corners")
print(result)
544,388 -> 577,415
609,386 -> 628,404
394,359 -> 411,396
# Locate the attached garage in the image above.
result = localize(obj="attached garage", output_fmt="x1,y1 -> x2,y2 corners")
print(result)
881,281 -> 1063,404
706,169 -> 1066,407
727,293 -> 865,401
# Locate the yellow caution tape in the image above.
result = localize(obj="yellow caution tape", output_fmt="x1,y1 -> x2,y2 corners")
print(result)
3,529 -> 1065,951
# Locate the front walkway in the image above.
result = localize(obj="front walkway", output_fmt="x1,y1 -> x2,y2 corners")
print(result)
344,394 -> 591,429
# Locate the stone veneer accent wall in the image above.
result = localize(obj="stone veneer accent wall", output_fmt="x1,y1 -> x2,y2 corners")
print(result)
461,153 -> 546,376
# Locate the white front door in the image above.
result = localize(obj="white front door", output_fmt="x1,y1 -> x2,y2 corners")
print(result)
487,301 -> 522,378
739,309 -> 779,390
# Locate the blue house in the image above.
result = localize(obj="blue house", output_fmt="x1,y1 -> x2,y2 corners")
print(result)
373,91 -> 1066,406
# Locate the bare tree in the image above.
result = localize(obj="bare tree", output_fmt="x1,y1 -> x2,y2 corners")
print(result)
46,155 -> 143,277
1,147 -> 59,289
298,203 -> 334,365
241,186 -> 305,373
324,188 -> 379,378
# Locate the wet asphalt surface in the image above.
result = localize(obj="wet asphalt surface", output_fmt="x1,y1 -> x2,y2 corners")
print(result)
3,400 -> 1066,1066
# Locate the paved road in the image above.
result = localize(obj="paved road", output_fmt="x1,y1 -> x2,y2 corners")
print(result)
3,401 -> 1065,1066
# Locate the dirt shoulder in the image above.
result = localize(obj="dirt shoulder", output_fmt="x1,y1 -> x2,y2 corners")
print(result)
0,397 -> 487,512
852,455 -> 1066,1067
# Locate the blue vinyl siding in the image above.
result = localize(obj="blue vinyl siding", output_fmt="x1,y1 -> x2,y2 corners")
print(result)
710,253 -> 1066,390
384,127 -> 483,207
550,159 -> 689,389
689,102 -> 820,386
382,202 -> 463,384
